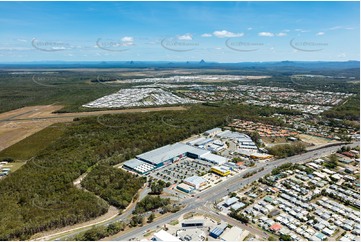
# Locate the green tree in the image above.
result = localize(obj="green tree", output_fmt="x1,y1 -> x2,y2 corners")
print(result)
280,234 -> 292,241
148,213 -> 155,223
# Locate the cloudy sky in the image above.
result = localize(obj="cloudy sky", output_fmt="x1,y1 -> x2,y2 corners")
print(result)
0,1 -> 359,62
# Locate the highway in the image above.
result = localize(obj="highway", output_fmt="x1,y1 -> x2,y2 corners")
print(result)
112,142 -> 358,241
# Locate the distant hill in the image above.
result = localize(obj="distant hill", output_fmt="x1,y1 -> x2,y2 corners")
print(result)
0,60 -> 359,73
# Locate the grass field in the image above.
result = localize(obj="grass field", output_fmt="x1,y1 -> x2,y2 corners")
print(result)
0,124 -> 67,161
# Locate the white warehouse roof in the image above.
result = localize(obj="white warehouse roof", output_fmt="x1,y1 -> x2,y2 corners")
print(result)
184,176 -> 207,186
205,127 -> 222,135
153,230 -> 180,241
217,130 -> 251,141
136,142 -> 209,165
200,153 -> 228,165
220,226 -> 244,241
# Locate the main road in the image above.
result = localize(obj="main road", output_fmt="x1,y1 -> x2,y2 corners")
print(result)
112,142 -> 358,241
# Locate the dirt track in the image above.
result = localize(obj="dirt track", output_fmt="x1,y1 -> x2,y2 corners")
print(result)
0,105 -> 186,152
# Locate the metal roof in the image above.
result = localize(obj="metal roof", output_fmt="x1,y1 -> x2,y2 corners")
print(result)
153,230 -> 180,241
136,142 -> 209,165
184,176 -> 207,186
200,153 -> 227,165
205,127 -> 222,134
217,130 -> 251,140
182,219 -> 205,225
123,158 -> 147,169
220,226 -> 243,241
226,197 -> 239,206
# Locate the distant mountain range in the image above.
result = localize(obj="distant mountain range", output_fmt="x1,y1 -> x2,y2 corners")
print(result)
0,60 -> 359,71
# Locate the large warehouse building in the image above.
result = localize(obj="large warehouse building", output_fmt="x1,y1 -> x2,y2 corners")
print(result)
123,142 -> 228,174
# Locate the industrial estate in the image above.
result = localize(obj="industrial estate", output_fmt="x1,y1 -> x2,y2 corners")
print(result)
0,1 -> 359,242
114,125 -> 360,242
121,128 -> 271,192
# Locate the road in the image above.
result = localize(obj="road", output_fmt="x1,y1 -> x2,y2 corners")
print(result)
197,206 -> 269,240
40,187 -> 151,241
112,142 -> 358,241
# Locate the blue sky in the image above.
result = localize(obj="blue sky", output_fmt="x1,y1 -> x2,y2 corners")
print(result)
0,1 -> 359,62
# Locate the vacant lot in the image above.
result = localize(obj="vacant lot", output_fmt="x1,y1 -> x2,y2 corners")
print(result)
299,134 -> 334,146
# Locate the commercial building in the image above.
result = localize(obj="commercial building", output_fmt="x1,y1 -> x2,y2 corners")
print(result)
209,223 -> 228,238
137,143 -> 203,167
216,130 -> 250,140
204,127 -> 222,136
123,159 -> 155,174
211,166 -> 230,176
220,226 -> 243,241
177,228 -> 206,241
201,153 -> 228,165
183,176 -> 207,189
181,219 -> 205,228
123,141 -> 229,174
176,183 -> 195,193
152,230 -> 180,241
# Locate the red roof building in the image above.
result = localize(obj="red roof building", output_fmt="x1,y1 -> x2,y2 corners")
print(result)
270,223 -> 282,231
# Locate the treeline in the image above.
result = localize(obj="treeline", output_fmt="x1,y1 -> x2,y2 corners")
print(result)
267,142 -> 306,158
72,222 -> 126,241
323,95 -> 360,121
149,179 -> 171,195
228,210 -> 249,224
81,165 -> 146,209
133,195 -> 170,214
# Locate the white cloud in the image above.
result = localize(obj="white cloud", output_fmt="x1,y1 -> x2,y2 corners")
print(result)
121,36 -> 133,42
338,53 -> 346,58
247,27 -> 253,30
276,32 -> 287,37
201,33 -> 212,37
258,32 -> 274,37
294,29 -> 308,33
177,33 -> 192,40
316,32 -> 325,36
329,26 -> 354,31
121,36 -> 134,46
213,30 -> 244,38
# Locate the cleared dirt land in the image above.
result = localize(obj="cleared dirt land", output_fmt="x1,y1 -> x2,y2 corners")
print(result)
0,105 -> 186,153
